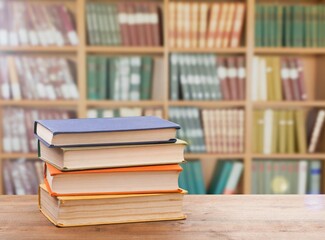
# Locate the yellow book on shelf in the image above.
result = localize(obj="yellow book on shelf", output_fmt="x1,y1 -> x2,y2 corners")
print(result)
271,110 -> 279,153
272,57 -> 282,101
252,110 -> 259,153
295,110 -> 307,153
278,110 -> 287,153
287,110 -> 295,153
265,57 -> 275,101
257,110 -> 265,153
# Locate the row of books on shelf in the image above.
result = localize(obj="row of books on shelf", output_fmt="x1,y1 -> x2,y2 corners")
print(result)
5,158 -> 320,195
252,160 -> 321,194
253,109 -> 325,154
86,2 -> 161,46
87,107 -> 163,119
251,56 -> 306,101
2,108 -> 75,153
169,107 -> 244,153
0,56 -> 78,100
3,159 -> 43,195
255,4 -> 325,47
179,160 -> 244,194
169,2 -> 245,48
0,2 -> 78,46
87,55 -> 161,100
170,54 -> 245,101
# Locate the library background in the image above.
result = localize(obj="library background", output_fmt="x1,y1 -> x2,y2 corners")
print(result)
0,0 -> 325,195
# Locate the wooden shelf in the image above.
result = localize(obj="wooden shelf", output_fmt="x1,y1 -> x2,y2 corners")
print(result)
0,100 -> 79,107
170,47 -> 246,54
253,101 -> 325,108
86,100 -> 165,108
254,47 -> 325,55
185,153 -> 245,159
169,101 -> 246,108
1,153 -> 37,159
0,46 -> 78,53
252,154 -> 325,160
86,46 -> 164,54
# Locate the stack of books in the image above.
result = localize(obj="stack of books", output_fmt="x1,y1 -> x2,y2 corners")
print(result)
34,116 -> 187,227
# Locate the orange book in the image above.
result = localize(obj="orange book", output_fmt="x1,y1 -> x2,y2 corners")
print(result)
215,3 -> 228,48
207,3 -> 221,48
44,163 -> 182,197
198,3 -> 208,48
183,3 -> 191,48
230,3 -> 245,48
222,3 -> 236,47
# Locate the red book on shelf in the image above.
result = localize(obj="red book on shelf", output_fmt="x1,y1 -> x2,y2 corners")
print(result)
236,56 -> 246,100
126,3 -> 138,46
230,3 -> 245,48
134,3 -> 146,46
288,58 -> 301,101
295,58 -> 307,101
143,3 -> 153,46
149,3 -> 160,46
207,3 -> 221,48
190,2 -> 199,48
183,3 -> 191,48
57,5 -> 78,46
215,3 -> 228,48
222,3 -> 236,48
117,3 -> 130,46
217,57 -> 230,100
226,57 -> 238,100
168,2 -> 176,47
280,58 -> 293,101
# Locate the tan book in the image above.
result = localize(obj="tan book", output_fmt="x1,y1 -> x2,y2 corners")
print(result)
257,109 -> 265,153
252,110 -> 259,153
222,3 -> 235,47
308,110 -> 325,153
190,2 -> 199,47
39,139 -> 186,171
295,110 -> 307,153
183,3 -> 191,48
207,3 -> 220,48
198,3 -> 208,48
215,3 -> 228,48
39,184 -> 186,227
176,2 -> 183,47
230,3 -> 245,47
168,2 -> 176,47
7,56 -> 22,100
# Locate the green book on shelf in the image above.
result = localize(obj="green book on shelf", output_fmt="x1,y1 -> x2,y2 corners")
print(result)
111,4 -> 121,45
305,6 -> 312,47
129,57 -> 141,100
100,4 -> 112,46
262,5 -> 268,47
269,6 -> 275,47
276,5 -> 283,47
86,3 -> 96,45
190,160 -> 206,194
140,57 -> 153,100
170,54 -> 179,100
178,163 -> 188,191
209,161 -> 225,194
98,56 -> 108,99
108,57 -> 117,100
311,5 -> 318,47
284,6 -> 292,47
183,162 -> 195,194
89,3 -> 100,45
96,4 -> 106,45
255,5 -> 262,47
264,161 -> 272,194
214,161 -> 233,194
87,56 -> 99,100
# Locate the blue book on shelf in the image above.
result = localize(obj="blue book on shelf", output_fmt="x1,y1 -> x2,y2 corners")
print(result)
210,161 -> 234,194
34,116 -> 180,147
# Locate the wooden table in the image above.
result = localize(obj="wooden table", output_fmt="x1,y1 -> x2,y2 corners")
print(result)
1,195 -> 325,240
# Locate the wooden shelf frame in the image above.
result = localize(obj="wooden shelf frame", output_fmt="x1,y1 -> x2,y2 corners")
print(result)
1,0 -> 325,195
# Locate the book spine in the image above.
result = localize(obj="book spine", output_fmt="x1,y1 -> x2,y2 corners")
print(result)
198,3 -> 208,48
308,110 -> 325,153
230,3 -> 245,48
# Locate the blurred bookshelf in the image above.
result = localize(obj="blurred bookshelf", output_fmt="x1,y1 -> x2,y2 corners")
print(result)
1,0 -> 325,195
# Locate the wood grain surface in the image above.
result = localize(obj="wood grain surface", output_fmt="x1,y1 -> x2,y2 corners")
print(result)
1,195 -> 325,240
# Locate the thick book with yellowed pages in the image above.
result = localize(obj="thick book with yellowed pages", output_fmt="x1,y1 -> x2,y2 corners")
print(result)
39,184 -> 186,227
44,163 -> 182,196
39,139 -> 186,171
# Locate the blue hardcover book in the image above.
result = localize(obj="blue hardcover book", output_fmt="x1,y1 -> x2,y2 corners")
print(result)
34,116 -> 180,147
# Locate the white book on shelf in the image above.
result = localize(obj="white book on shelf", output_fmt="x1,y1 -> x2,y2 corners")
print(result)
259,58 -> 267,101
87,109 -> 98,118
298,160 -> 307,194
263,109 -> 273,154
251,57 -> 259,101
308,110 -> 325,153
